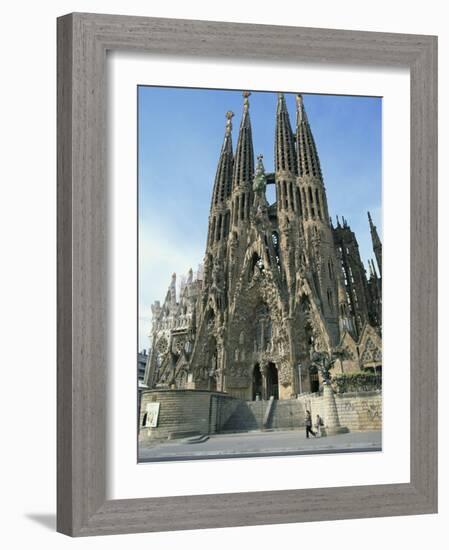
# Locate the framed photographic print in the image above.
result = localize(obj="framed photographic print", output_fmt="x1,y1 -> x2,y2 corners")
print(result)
137,85 -> 383,463
57,13 -> 437,536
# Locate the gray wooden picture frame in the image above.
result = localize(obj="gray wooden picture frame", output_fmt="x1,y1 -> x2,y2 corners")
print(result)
57,12 -> 438,537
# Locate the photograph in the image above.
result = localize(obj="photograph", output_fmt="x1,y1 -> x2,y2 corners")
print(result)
137,86 -> 382,461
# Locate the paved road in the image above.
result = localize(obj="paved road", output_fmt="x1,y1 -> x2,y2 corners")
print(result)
139,429 -> 381,462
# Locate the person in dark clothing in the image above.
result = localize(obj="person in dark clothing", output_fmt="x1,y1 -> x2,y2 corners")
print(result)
315,414 -> 323,437
305,410 -> 316,438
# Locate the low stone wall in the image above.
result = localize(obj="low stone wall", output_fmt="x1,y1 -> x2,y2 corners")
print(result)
298,391 -> 382,432
139,389 -> 381,443
139,389 -> 240,443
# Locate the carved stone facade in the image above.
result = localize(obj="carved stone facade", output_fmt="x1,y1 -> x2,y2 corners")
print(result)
144,93 -> 382,400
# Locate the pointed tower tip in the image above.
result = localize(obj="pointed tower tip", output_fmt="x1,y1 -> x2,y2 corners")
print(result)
296,94 -> 307,124
233,91 -> 254,187
242,90 -> 251,111
225,110 -> 234,136
277,92 -> 289,115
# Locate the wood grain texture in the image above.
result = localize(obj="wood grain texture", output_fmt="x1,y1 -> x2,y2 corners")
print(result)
56,12 -> 438,536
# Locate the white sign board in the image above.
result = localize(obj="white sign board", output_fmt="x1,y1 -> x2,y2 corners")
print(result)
145,402 -> 160,428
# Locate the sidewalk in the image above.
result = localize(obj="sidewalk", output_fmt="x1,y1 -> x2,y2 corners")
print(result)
139,429 -> 381,462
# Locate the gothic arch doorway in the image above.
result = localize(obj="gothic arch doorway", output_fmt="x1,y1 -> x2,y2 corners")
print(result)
309,365 -> 320,393
252,364 -> 262,400
266,362 -> 279,400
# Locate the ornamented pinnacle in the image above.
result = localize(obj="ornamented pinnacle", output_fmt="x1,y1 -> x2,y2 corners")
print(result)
275,92 -> 296,174
233,91 -> 254,186
277,92 -> 286,112
367,211 -> 382,274
296,94 -> 307,124
225,111 -> 234,135
243,90 -> 251,111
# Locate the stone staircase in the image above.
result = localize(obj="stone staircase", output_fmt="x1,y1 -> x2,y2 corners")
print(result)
220,400 -> 265,432
268,399 -> 306,430
220,399 -> 305,433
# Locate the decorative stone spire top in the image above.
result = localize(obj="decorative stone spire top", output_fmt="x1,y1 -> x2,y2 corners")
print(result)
277,92 -> 286,112
296,94 -> 323,180
170,272 -> 177,304
296,94 -> 308,125
367,211 -> 382,275
211,111 -> 234,207
275,93 -> 297,174
225,110 -> 234,136
242,90 -> 251,112
233,91 -> 254,188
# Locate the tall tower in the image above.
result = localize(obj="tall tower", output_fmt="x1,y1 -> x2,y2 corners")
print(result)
206,110 -> 234,252
230,91 -> 254,232
202,110 -> 234,322
274,93 -> 301,306
296,94 -> 339,343
332,216 -> 370,337
367,259 -> 382,328
226,91 -> 255,298
368,211 -> 382,275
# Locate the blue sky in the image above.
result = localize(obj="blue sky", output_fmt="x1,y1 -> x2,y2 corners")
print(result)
138,87 -> 382,350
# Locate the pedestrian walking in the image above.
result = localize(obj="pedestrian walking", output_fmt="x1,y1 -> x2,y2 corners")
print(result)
315,414 -> 323,437
305,410 -> 316,438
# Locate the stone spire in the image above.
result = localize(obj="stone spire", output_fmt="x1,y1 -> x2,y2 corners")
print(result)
206,112 -> 234,248
169,272 -> 176,305
233,91 -> 255,189
230,92 -> 255,229
275,93 -> 297,175
296,94 -> 323,180
296,93 -> 338,342
368,211 -> 382,275
211,111 -> 234,207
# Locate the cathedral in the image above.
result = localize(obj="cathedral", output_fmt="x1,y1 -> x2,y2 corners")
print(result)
143,92 -> 382,401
